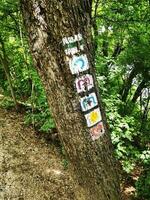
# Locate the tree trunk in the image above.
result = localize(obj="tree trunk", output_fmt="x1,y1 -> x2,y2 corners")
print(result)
0,38 -> 18,110
21,1 -> 121,199
121,66 -> 139,102
112,42 -> 124,59
132,79 -> 146,103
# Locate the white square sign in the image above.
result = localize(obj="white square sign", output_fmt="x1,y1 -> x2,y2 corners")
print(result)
80,92 -> 98,112
75,74 -> 94,93
85,108 -> 102,127
69,54 -> 89,74
90,122 -> 105,141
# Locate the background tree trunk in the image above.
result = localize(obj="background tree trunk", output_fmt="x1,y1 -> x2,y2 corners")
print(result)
0,38 -> 18,110
132,79 -> 146,103
21,0 -> 121,199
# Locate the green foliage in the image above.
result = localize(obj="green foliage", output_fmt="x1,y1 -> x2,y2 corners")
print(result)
135,162 -> 150,200
94,0 -> 150,177
23,69 -> 55,132
0,0 -> 55,133
96,56 -> 149,173
0,2 -> 149,199
101,92 -> 141,173
0,97 -> 15,109
24,108 -> 55,132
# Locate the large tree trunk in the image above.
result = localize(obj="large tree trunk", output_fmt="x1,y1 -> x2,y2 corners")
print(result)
21,0 -> 121,199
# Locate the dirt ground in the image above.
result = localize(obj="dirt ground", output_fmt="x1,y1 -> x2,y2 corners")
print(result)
0,108 -> 76,200
0,106 -> 136,200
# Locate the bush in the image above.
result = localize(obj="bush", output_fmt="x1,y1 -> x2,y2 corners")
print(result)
135,162 -> 150,200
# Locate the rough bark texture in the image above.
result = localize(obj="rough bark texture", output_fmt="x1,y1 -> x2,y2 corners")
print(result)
21,0 -> 121,199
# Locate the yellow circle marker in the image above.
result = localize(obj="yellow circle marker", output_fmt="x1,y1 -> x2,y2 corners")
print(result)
90,111 -> 99,123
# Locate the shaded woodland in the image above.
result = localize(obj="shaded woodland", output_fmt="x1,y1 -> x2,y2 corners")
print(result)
0,0 -> 150,199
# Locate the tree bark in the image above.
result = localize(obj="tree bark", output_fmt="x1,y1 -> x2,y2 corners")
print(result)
121,66 -> 139,102
112,42 -> 124,59
0,38 -> 18,110
21,0 -> 121,199
132,79 -> 146,103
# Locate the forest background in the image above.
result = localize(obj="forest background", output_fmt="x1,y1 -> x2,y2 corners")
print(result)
0,0 -> 149,199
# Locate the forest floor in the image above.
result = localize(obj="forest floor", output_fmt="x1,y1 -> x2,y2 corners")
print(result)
0,105 -> 136,200
0,107 -> 76,200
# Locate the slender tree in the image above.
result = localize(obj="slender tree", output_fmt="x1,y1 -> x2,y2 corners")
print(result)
0,37 -> 18,109
21,0 -> 121,199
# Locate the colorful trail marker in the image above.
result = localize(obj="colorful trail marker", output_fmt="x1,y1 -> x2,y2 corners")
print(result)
75,74 -> 94,93
84,108 -> 102,127
80,92 -> 98,112
63,33 -> 105,141
90,122 -> 105,141
69,54 -> 89,74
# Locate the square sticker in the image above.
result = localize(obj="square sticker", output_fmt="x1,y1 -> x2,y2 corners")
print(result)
80,92 -> 98,112
84,108 -> 102,127
75,74 -> 94,93
69,54 -> 89,74
90,122 -> 105,141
